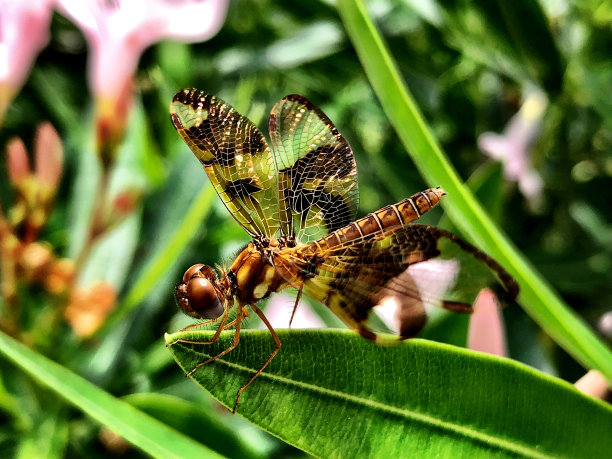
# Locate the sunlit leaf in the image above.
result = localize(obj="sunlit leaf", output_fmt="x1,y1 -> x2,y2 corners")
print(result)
167,329 -> 612,458
0,331 -> 222,459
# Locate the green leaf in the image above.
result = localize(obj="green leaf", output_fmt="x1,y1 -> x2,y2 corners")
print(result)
166,329 -> 612,458
335,0 -> 612,384
0,331 -> 223,459
125,393 -> 264,459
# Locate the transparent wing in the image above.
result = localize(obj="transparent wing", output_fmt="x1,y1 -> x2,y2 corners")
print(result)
281,224 -> 518,339
170,89 -> 279,238
269,95 -> 359,243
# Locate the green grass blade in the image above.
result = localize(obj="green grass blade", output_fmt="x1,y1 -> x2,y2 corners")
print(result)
167,329 -> 612,458
0,331 -> 223,459
335,0 -> 612,381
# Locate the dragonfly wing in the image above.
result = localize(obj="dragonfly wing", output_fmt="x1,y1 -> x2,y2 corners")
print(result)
283,224 -> 518,339
171,89 -> 279,238
269,95 -> 359,243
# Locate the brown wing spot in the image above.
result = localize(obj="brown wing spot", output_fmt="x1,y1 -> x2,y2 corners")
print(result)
224,178 -> 263,201
269,113 -> 277,132
170,112 -> 184,130
279,149 -> 353,232
283,94 -> 342,137
445,233 -> 519,302
172,88 -> 209,111
442,300 -> 474,313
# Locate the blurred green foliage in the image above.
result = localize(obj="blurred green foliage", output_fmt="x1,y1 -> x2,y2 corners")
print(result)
0,0 -> 611,457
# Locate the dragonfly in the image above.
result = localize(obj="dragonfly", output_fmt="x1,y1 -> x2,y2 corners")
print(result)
169,89 -> 519,412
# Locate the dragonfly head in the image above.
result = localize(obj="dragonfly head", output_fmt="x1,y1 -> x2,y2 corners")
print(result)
176,264 -> 225,319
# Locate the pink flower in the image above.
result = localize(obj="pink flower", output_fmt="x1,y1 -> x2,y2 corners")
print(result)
574,370 -> 610,400
0,0 -> 54,123
6,136 -> 30,186
467,289 -> 507,357
478,92 -> 547,204
55,0 -> 229,152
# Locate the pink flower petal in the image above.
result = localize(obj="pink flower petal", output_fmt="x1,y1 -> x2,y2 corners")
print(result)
574,370 -> 610,400
467,288 -> 507,357
55,0 -> 229,98
477,92 -> 546,201
0,0 -> 53,116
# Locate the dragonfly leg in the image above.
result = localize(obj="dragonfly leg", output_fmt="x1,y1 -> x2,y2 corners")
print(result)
288,285 -> 303,328
185,307 -> 244,378
233,304 -> 281,413
178,316 -> 222,333
171,305 -> 231,347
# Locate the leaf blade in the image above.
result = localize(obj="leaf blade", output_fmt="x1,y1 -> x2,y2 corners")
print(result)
0,331 -> 223,459
167,329 -> 612,458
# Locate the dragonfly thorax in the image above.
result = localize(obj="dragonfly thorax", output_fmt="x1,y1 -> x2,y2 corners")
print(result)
230,242 -> 292,304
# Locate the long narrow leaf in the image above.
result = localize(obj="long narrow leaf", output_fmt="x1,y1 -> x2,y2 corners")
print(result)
0,331 -> 222,459
167,329 -> 612,458
335,0 -> 612,381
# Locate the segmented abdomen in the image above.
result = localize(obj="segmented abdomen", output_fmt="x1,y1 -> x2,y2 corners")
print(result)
313,187 -> 446,250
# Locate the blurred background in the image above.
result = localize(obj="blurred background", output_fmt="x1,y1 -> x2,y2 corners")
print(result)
0,0 -> 611,456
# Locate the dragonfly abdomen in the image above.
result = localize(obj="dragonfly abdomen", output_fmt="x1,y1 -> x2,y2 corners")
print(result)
314,187 -> 446,250
372,186 -> 446,228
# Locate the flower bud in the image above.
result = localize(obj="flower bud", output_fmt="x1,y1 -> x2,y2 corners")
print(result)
34,122 -> 63,194
7,137 -> 30,185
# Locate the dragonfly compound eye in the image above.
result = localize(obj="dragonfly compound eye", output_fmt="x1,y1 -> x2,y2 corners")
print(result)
182,263 -> 205,283
185,277 -> 225,319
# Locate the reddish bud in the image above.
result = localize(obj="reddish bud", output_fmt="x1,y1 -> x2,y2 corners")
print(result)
7,137 -> 30,184
467,289 -> 507,357
34,122 -> 63,192
575,370 -> 610,400
112,190 -> 139,215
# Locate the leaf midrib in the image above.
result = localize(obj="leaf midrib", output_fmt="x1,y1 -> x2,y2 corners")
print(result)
180,346 -> 551,459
